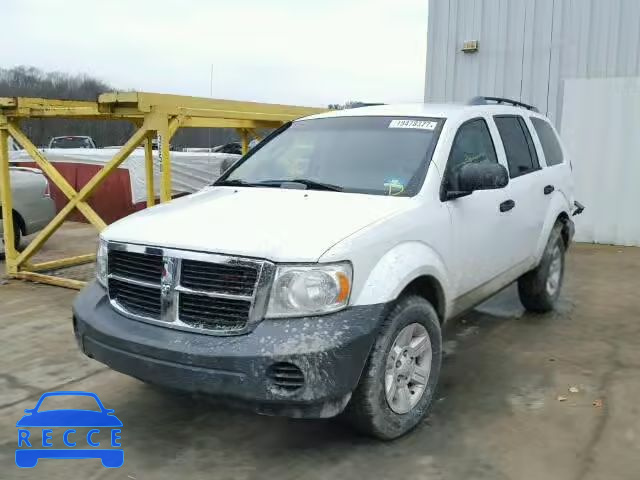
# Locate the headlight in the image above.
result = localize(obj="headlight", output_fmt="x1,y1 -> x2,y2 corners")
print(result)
266,262 -> 352,318
96,238 -> 108,287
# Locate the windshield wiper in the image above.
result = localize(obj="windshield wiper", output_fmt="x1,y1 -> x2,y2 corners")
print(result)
214,179 -> 261,187
258,179 -> 343,192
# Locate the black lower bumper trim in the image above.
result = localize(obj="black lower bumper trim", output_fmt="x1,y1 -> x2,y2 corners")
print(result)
73,281 -> 387,418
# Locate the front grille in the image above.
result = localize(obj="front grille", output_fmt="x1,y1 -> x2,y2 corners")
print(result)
105,244 -> 272,335
109,278 -> 162,318
109,250 -> 163,283
267,362 -> 305,392
181,259 -> 258,295
179,294 -> 251,331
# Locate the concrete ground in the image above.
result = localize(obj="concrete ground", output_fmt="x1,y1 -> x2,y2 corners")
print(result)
1,223 -> 639,479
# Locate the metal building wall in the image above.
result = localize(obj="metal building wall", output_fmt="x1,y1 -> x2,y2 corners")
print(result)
560,77 -> 640,246
425,0 -> 640,126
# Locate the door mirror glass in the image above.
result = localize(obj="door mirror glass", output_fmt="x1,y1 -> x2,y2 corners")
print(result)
447,163 -> 509,200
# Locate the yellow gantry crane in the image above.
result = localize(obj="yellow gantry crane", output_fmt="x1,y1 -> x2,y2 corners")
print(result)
0,92 -> 326,289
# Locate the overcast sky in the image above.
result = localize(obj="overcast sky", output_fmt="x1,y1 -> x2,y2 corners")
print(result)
2,0 -> 428,107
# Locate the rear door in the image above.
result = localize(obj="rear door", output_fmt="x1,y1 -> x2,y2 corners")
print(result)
491,115 -> 547,267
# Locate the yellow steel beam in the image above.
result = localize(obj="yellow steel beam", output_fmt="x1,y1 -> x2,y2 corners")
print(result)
168,115 -> 184,139
239,129 -> 249,155
0,93 -> 326,123
181,117 -> 281,129
248,129 -> 262,141
98,92 -> 326,120
144,134 -> 155,207
158,119 -> 172,203
27,254 -> 96,272
14,271 -> 87,290
14,124 -> 149,266
7,123 -> 107,231
0,122 -> 18,274
0,97 -> 107,119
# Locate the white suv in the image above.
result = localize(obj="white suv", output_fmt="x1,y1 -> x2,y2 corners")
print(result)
73,97 -> 581,439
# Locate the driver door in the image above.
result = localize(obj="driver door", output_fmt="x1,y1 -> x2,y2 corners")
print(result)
443,117 -> 514,300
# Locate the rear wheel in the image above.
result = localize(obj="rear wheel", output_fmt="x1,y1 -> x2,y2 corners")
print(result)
518,224 -> 565,312
344,295 -> 442,440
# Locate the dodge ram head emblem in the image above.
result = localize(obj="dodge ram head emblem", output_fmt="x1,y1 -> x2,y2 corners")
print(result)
160,257 -> 173,296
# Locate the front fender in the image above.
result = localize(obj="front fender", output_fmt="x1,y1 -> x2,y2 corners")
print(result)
351,241 -> 450,313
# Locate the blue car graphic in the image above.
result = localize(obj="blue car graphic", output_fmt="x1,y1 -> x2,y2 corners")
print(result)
16,391 -> 123,468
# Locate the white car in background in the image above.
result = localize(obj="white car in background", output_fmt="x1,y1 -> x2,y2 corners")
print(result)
0,166 -> 56,257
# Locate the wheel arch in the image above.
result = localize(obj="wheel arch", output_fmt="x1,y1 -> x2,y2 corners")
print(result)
0,208 -> 26,235
535,198 -> 572,260
556,211 -> 572,248
350,241 -> 450,322
399,275 -> 446,323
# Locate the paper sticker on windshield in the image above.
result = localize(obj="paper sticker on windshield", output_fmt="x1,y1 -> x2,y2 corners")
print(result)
388,119 -> 437,130
384,178 -> 405,196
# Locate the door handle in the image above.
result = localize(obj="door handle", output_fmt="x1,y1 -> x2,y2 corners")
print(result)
499,199 -> 516,212
544,185 -> 555,195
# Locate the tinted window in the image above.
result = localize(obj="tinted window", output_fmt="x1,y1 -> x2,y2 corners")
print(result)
223,116 -> 440,197
445,118 -> 497,191
531,118 -> 564,166
494,116 -> 539,178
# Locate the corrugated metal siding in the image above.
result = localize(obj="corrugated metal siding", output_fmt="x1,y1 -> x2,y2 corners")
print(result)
425,0 -> 640,126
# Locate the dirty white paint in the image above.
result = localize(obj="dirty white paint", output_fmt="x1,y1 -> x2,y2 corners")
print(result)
561,77 -> 640,246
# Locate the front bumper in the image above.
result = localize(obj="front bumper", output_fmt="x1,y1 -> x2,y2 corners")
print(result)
72,282 -> 386,418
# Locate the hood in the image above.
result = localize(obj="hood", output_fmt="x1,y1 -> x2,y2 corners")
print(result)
103,186 -> 410,262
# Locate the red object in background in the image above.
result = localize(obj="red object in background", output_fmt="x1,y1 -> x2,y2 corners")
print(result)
17,162 -> 151,224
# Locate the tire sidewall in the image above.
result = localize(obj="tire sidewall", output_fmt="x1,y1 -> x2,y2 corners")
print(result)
540,227 -> 565,304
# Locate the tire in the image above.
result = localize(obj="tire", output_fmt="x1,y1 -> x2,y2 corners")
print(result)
0,217 -> 20,259
344,295 -> 442,440
518,223 -> 565,313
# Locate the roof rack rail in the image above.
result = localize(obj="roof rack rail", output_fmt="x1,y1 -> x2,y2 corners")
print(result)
468,96 -> 539,112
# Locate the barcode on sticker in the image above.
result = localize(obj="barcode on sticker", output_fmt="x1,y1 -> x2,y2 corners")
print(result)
388,119 -> 437,130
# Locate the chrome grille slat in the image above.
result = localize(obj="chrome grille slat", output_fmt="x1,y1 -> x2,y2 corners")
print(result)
180,259 -> 258,295
180,303 -> 250,315
106,242 -> 274,336
109,279 -> 162,318
109,250 -> 163,283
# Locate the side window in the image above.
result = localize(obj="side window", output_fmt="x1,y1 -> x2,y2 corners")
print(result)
445,118 -> 498,191
531,117 -> 564,166
494,115 -> 540,178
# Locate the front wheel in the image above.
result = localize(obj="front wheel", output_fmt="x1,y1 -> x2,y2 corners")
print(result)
518,224 -> 565,312
344,295 -> 442,440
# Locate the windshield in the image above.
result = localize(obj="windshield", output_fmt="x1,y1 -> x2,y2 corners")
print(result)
51,137 -> 92,148
219,116 -> 441,196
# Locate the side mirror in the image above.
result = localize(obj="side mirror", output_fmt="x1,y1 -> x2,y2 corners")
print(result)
445,163 -> 509,200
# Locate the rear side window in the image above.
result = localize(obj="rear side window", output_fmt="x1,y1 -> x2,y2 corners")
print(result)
531,118 -> 564,166
444,118 -> 498,191
494,116 -> 540,178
